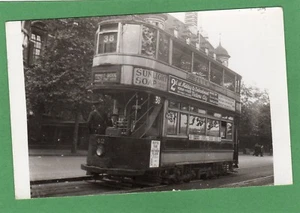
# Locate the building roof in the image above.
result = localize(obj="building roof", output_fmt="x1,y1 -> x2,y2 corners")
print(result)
215,42 -> 230,57
165,14 -> 216,53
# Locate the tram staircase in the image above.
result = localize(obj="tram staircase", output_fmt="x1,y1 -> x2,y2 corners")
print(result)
130,104 -> 163,138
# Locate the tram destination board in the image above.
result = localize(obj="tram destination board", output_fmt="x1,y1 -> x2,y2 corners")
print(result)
93,71 -> 119,84
169,75 -> 235,111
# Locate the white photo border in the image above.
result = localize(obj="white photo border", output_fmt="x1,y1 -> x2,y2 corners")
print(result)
6,7 -> 292,199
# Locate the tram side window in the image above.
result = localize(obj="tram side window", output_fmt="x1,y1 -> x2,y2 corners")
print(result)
220,121 -> 233,139
189,115 -> 206,135
224,71 -> 235,91
168,100 -> 180,109
141,26 -> 157,58
193,56 -> 209,80
226,122 -> 233,139
206,119 -> 220,137
179,113 -> 188,135
166,111 -> 178,135
210,67 -> 223,86
158,32 -> 169,63
172,42 -> 192,72
235,77 -> 241,94
221,121 -> 226,139
190,106 -> 198,113
98,24 -> 118,54
180,103 -> 189,111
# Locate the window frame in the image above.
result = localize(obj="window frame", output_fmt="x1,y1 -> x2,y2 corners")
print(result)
166,100 -> 234,141
188,114 -> 206,136
97,23 -> 119,54
157,30 -> 170,63
210,66 -> 223,86
206,118 -> 220,137
224,71 -> 236,92
192,54 -> 209,80
166,110 -> 178,135
226,122 -> 233,140
30,32 -> 42,62
179,112 -> 188,135
141,25 -> 158,59
172,41 -> 192,72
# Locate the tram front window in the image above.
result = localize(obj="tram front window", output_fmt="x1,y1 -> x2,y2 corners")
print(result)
97,24 -> 118,54
98,33 -> 117,53
102,92 -> 163,138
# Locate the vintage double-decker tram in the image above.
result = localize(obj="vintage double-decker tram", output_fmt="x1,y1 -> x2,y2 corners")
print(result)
81,14 -> 242,183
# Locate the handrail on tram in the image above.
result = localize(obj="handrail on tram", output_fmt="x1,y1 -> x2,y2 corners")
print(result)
124,92 -> 138,117
126,95 -> 149,120
131,105 -> 154,132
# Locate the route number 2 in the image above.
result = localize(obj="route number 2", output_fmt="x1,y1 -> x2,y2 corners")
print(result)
170,78 -> 177,91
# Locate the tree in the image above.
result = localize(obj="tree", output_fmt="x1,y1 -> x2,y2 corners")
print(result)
240,82 -> 272,152
25,17 -> 101,153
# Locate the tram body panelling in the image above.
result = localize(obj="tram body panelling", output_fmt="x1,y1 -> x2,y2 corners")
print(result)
82,135 -> 153,175
82,135 -> 234,175
81,16 -> 241,181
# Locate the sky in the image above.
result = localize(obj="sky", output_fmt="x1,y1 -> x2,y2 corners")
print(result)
170,8 -> 286,91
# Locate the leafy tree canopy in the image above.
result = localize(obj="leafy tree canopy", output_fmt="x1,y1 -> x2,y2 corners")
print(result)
240,82 -> 272,149
25,17 -> 101,118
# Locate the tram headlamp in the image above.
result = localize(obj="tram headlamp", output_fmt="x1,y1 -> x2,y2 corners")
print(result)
96,145 -> 104,156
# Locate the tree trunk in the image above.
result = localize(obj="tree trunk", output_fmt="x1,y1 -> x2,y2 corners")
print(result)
71,111 -> 80,153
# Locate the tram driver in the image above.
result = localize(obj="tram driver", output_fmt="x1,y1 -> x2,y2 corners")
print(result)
105,113 -> 122,136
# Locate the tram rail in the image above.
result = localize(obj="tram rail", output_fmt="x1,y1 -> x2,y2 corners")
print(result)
30,175 -> 162,198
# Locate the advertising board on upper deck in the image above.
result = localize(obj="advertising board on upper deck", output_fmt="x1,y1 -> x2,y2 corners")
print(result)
133,67 -> 168,91
92,65 -> 239,113
168,75 -> 236,112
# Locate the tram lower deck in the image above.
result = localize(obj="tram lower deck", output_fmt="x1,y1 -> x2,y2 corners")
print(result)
81,135 -> 235,182
81,89 -> 238,182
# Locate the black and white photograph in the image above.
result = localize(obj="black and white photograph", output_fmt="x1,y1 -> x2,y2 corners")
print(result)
6,7 -> 292,199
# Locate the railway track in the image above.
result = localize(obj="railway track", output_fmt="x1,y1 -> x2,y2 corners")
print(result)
30,169 -> 274,198
30,172 -> 234,198
30,176 -> 161,198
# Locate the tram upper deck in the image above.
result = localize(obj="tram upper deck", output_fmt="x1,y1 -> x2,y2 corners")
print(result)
90,17 -> 241,115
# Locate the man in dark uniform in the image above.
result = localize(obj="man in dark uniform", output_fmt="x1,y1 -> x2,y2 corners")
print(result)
260,145 -> 264,157
87,105 -> 105,134
253,143 -> 260,156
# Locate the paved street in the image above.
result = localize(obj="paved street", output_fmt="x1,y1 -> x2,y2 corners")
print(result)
30,154 -> 273,198
29,153 -> 273,182
29,156 -> 87,181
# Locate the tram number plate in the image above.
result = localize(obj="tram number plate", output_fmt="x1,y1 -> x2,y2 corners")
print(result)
149,140 -> 161,168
